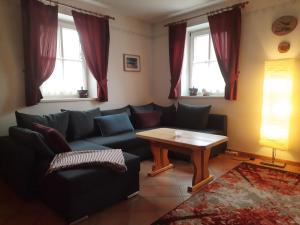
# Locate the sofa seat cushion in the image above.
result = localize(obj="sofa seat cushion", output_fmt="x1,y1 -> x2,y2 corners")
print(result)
84,132 -> 148,150
69,140 -> 108,151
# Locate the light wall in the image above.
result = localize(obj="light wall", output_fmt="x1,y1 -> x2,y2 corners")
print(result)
0,0 -> 153,136
152,0 -> 300,163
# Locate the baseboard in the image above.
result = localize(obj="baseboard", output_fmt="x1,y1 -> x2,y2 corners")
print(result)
228,148 -> 300,167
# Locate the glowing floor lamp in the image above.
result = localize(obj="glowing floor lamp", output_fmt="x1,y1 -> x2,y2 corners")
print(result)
260,59 -> 294,168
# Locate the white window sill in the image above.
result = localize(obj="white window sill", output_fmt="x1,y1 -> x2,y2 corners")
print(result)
180,95 -> 224,99
41,98 -> 97,103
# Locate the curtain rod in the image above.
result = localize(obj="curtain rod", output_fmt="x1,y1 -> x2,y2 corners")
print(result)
164,1 -> 249,27
42,0 -> 115,20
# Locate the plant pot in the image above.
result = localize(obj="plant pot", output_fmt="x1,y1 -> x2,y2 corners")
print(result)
78,89 -> 88,98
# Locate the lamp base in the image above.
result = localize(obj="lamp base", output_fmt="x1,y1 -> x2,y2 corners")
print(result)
260,160 -> 286,168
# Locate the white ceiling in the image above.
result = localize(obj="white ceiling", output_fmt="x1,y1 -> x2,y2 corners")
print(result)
83,0 -> 226,23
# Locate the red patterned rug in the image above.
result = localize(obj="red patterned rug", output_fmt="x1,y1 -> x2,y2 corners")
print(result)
152,162 -> 300,225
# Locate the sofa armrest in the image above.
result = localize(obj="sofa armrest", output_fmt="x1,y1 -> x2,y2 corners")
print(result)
0,136 -> 37,198
207,114 -> 227,135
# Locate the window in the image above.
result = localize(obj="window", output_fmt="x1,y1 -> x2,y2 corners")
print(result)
183,26 -> 225,97
41,17 -> 89,98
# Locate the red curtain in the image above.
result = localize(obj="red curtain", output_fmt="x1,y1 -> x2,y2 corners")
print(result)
72,11 -> 110,102
208,7 -> 241,100
21,0 -> 58,106
168,23 -> 187,99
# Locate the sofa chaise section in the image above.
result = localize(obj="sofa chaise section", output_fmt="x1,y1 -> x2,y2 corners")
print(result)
40,152 -> 140,222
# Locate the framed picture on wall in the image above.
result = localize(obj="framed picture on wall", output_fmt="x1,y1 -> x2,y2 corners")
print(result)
123,54 -> 141,72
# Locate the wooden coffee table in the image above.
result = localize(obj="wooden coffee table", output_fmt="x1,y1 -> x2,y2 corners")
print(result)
136,128 -> 228,192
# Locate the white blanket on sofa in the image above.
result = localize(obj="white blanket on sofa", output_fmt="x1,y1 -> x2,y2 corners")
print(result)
47,149 -> 127,174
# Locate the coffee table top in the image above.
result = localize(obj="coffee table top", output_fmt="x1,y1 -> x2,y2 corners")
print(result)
136,128 -> 228,149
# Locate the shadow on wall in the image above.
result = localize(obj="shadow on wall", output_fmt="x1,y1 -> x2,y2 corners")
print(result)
0,0 -> 25,116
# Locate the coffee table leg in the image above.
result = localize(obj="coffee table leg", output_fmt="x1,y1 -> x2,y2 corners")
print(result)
148,143 -> 174,176
188,148 -> 213,193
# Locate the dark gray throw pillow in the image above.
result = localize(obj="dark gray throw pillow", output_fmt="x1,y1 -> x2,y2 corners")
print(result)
130,103 -> 154,114
101,106 -> 132,118
15,111 -> 47,129
175,103 -> 211,130
9,126 -> 54,159
63,108 -> 101,140
95,113 -> 134,136
15,111 -> 69,137
44,111 -> 69,137
154,104 -> 176,126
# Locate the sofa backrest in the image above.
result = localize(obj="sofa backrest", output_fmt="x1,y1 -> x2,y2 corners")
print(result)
101,106 -> 131,117
207,114 -> 227,135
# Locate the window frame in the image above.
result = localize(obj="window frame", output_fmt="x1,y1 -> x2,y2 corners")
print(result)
185,27 -> 225,97
41,18 -> 90,99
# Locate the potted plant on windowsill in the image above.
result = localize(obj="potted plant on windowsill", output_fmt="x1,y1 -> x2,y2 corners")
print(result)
189,87 -> 198,96
202,88 -> 210,96
78,87 -> 88,98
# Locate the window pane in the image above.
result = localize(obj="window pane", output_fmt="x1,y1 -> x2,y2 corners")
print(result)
42,23 -> 89,98
62,27 -> 82,60
41,60 -> 86,96
63,60 -> 86,92
41,59 -> 64,96
186,29 -> 225,96
193,34 -> 209,62
56,28 -> 62,58
191,61 -> 225,95
191,62 -> 209,89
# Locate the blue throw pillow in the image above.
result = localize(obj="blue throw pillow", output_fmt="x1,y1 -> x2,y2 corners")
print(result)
95,113 -> 134,136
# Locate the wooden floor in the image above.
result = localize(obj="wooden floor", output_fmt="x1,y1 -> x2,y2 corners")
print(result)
0,154 -> 264,225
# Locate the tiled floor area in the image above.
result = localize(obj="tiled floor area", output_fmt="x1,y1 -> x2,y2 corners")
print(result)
0,154 -> 242,225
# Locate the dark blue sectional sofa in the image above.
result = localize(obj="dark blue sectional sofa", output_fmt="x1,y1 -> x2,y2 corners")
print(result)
0,103 -> 227,222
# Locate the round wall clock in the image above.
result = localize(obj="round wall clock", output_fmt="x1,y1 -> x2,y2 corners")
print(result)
272,16 -> 297,36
